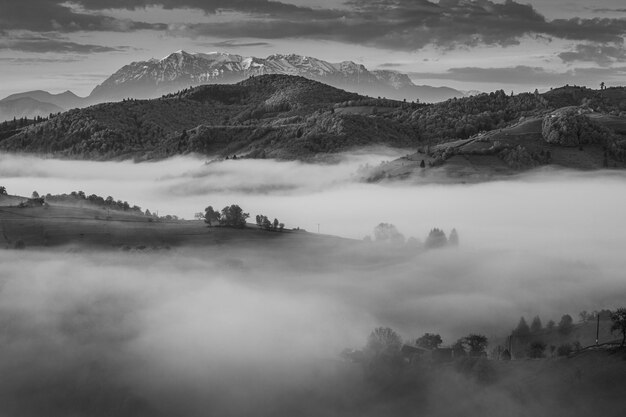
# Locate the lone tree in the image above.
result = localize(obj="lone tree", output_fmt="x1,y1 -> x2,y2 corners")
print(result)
462,334 -> 488,357
416,333 -> 443,350
204,206 -> 221,226
0,186 -> 6,195
373,223 -> 405,245
610,308 -> 626,346
219,205 -> 249,228
558,314 -> 574,335
448,228 -> 459,246
530,316 -> 543,333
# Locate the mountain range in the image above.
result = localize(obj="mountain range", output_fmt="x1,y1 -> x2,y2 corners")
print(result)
0,51 -> 465,122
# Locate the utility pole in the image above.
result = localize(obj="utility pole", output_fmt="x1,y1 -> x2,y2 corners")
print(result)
596,313 -> 600,345
317,223 -> 320,234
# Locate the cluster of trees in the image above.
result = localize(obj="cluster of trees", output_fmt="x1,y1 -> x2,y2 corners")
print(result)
542,108 -> 615,148
365,224 -> 459,250
425,228 -> 459,249
43,191 -> 150,215
203,205 -> 249,228
507,307 -> 626,358
255,215 -> 284,231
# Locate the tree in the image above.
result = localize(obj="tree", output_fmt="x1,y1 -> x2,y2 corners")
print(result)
204,206 -> 221,226
528,340 -> 547,358
219,204 -> 249,228
462,334 -> 488,357
448,228 -> 459,246
273,218 -> 279,229
415,333 -> 443,350
0,186 -> 6,195
31,191 -> 39,199
513,317 -> 531,343
610,308 -> 626,346
530,316 -> 543,333
366,327 -> 402,356
420,159 -> 426,168
424,228 -> 447,249
373,223 -> 405,245
546,319 -> 556,330
558,314 -> 574,335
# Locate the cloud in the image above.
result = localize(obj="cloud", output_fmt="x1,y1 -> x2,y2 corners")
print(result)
3,1 -> 625,53
206,40 -> 272,48
0,35 -> 129,54
559,43 -> 626,66
0,0 -> 167,33
169,0 -> 626,52
410,65 -> 626,86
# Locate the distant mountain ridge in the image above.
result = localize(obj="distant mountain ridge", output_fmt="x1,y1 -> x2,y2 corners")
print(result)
89,51 -> 464,104
0,51 -> 465,122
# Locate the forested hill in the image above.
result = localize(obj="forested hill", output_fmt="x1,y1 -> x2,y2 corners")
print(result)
0,76 -> 624,166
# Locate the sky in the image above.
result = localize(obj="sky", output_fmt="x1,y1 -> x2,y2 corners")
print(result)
0,0 -> 625,97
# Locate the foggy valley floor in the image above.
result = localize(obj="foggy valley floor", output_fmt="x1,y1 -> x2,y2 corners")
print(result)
2,151 -> 626,416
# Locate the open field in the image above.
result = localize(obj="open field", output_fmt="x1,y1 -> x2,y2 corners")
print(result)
0,203 -> 353,251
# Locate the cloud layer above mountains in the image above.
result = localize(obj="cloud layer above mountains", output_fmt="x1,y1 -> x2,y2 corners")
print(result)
1,0 -> 624,58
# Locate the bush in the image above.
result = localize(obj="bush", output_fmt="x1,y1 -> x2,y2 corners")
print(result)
557,343 -> 573,356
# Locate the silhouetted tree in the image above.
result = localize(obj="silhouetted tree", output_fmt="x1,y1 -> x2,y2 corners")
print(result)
420,159 -> 425,168
610,308 -> 626,346
513,317 -> 531,344
416,333 -> 443,350
530,316 -> 543,333
31,191 -> 39,199
425,228 -> 447,249
0,186 -> 7,195
373,223 -> 405,245
219,204 -> 249,228
366,327 -> 402,356
528,340 -> 547,358
558,314 -> 574,335
546,319 -> 556,330
448,228 -> 459,246
204,206 -> 221,226
462,334 -> 488,357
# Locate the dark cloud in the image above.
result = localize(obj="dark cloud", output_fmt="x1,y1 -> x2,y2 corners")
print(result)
207,40 -> 272,48
410,65 -> 626,86
76,0 -> 341,17
559,43 -> 626,66
165,0 -> 626,51
1,1 -> 625,53
0,57 -> 82,64
0,0 -> 166,32
378,63 -> 405,68
588,8 -> 626,13
0,35 -> 128,54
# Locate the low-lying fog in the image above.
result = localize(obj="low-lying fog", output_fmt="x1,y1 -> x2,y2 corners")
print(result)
2,150 -> 626,415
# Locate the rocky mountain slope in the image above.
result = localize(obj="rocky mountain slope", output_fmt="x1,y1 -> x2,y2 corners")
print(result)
89,51 -> 463,103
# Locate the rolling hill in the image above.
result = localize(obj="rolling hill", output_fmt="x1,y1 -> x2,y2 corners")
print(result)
1,79 -> 625,176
